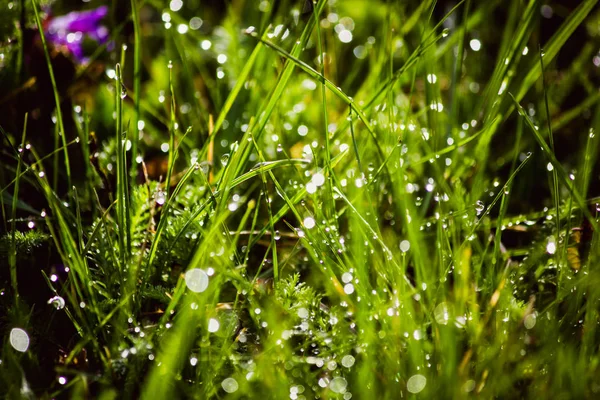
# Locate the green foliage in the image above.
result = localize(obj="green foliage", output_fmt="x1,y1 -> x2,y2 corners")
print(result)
2,0 -> 600,398
0,230 -> 49,259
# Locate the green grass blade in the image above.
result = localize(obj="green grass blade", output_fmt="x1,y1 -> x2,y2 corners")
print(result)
31,0 -> 71,190
10,113 -> 28,302
130,0 -> 142,175
510,93 -> 598,231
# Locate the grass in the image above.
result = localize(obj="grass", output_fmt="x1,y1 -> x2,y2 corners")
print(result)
1,0 -> 600,398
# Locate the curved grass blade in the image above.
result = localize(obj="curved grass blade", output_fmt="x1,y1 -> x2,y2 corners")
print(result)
510,93 -> 598,231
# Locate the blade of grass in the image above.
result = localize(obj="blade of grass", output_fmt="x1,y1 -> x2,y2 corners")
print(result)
130,0 -> 142,177
249,32 -> 388,163
0,138 -> 80,197
115,63 -> 131,267
510,94 -> 598,231
211,1 -> 327,220
539,46 -> 561,259
514,0 -> 598,104
31,0 -> 71,191
10,113 -> 28,302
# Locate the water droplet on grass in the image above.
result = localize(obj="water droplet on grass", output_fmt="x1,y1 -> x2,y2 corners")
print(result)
434,303 -> 449,325
341,355 -> 355,368
524,312 -> 537,329
475,200 -> 485,215
222,377 -> 239,393
312,173 -> 325,187
155,191 -> 166,205
208,318 -> 220,332
469,39 -> 481,51
303,217 -> 316,229
330,377 -> 347,393
400,240 -> 410,252
9,328 -> 30,352
199,161 -> 211,175
407,374 -> 427,393
47,296 -> 65,310
341,272 -> 353,283
221,154 -> 230,166
298,125 -> 308,136
297,308 -> 309,318
185,268 -> 209,293
546,237 -> 557,254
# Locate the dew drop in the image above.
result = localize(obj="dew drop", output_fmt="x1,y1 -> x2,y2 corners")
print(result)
220,154 -> 230,166
341,355 -> 355,368
222,377 -> 239,393
407,374 -> 427,393
329,377 -> 348,394
199,161 -> 210,175
303,216 -> 316,229
184,268 -> 209,293
434,303 -> 449,325
341,272 -> 353,283
546,237 -> 556,255
344,283 -> 354,294
208,318 -> 220,332
524,312 -> 537,329
297,308 -> 309,319
9,328 -> 30,352
312,173 -> 326,187
475,200 -> 485,215
47,296 -> 65,310
155,191 -> 166,205
399,240 -> 410,252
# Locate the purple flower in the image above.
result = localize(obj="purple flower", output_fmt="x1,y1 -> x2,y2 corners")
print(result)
45,6 -> 109,63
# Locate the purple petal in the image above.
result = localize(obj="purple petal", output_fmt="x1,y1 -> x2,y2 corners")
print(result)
67,6 -> 109,32
48,6 -> 107,31
87,25 -> 109,44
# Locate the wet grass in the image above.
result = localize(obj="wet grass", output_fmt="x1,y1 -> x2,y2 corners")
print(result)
2,0 -> 600,398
